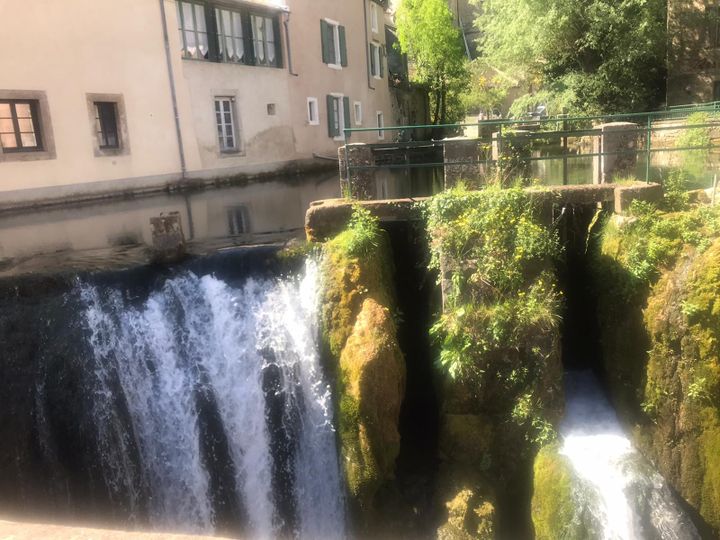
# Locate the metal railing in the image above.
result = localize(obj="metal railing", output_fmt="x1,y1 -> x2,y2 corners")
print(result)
341,101 -> 720,192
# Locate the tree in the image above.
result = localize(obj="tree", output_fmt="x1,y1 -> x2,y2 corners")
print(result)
395,0 -> 469,125
475,0 -> 667,114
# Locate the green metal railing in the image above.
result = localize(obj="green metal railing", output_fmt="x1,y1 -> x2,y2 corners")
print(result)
341,101 -> 720,192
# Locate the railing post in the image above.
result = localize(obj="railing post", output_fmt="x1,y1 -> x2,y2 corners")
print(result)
562,114 -> 569,185
645,116 -> 652,183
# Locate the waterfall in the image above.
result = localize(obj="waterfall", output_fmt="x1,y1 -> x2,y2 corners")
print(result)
560,371 -> 699,540
75,259 -> 345,538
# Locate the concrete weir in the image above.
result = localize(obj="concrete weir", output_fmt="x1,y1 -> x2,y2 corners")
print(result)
305,182 -> 663,241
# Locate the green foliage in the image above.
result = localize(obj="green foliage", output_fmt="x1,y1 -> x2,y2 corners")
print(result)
606,203 -> 720,286
395,0 -> 469,124
676,113 -> 712,180
661,169 -> 691,212
333,205 -> 382,258
461,59 -> 514,114
475,0 -> 667,114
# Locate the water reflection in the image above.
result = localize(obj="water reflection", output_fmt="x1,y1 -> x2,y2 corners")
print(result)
0,172 -> 340,276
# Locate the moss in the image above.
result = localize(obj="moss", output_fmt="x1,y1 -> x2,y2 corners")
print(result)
595,206 -> 720,534
531,443 -> 580,540
318,208 -> 405,530
437,488 -> 496,540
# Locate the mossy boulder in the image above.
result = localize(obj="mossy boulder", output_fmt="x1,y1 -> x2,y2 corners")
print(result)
318,213 -> 405,531
339,296 -> 405,510
531,443 -> 594,540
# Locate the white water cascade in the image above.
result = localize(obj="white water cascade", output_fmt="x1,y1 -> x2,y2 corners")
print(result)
80,260 -> 346,538
560,371 -> 699,540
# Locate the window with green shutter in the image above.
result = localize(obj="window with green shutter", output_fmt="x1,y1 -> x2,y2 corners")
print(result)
320,20 -> 347,68
327,95 -> 340,137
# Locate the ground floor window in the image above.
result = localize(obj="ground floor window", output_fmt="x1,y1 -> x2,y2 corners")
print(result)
307,97 -> 319,125
0,100 -> 42,152
377,111 -> 385,140
94,102 -> 119,149
215,97 -> 239,152
327,95 -> 351,139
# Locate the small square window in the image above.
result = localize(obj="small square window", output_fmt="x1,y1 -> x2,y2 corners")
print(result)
215,97 -> 239,152
354,101 -> 363,125
267,103 -> 276,116
307,97 -> 319,125
95,102 -> 120,149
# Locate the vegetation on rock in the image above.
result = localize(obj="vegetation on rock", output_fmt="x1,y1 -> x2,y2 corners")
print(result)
593,200 -> 720,533
319,206 -> 405,529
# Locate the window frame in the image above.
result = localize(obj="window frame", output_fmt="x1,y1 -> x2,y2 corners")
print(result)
327,93 -> 351,141
214,96 -> 241,154
86,93 -> 129,158
371,3 -> 379,34
0,100 -> 43,154
176,1 -> 282,68
0,90 -> 55,163
322,18 -> 346,70
354,101 -> 363,126
307,97 -> 320,125
95,102 -> 120,150
376,111 -> 385,140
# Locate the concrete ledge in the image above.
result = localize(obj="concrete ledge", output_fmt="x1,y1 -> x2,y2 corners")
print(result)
614,183 -> 663,214
305,183 -> 664,241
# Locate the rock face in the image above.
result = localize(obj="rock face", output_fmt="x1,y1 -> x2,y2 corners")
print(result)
319,227 -> 406,532
640,240 -> 720,533
594,209 -> 720,535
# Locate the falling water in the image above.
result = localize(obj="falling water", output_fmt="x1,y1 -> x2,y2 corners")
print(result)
75,259 -> 345,538
560,371 -> 699,540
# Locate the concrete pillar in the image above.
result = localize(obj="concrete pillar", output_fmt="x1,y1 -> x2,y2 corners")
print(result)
491,130 -> 531,182
338,143 -> 377,200
150,211 -> 185,262
443,137 -> 483,189
593,122 -> 640,184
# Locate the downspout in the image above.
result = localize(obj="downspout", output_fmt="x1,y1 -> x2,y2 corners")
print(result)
283,10 -> 298,76
159,0 -> 187,179
364,0 -> 374,90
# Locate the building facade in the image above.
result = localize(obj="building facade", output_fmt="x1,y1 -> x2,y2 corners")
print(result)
0,0 -> 396,206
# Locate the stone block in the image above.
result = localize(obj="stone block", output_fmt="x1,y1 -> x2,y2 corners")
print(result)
593,122 -> 641,184
338,143 -> 377,200
614,182 -> 663,215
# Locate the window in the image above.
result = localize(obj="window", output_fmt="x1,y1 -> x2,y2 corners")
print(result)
377,111 -> 385,140
251,14 -> 278,67
0,100 -> 42,153
177,1 -> 209,60
267,103 -> 276,116
371,3 -> 379,34
176,1 -> 282,68
327,95 -> 351,139
227,205 -> 250,235
307,97 -> 319,125
354,101 -> 363,125
94,102 -> 119,149
215,97 -> 238,152
215,6 -> 244,63
370,42 -> 384,79
321,19 -> 347,68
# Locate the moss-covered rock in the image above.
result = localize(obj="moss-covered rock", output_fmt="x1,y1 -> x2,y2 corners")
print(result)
531,443 -> 590,540
318,208 -> 405,531
437,487 -> 496,540
594,205 -> 720,535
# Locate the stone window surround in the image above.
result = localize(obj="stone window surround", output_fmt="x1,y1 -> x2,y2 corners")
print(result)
0,89 -> 56,163
86,93 -> 130,158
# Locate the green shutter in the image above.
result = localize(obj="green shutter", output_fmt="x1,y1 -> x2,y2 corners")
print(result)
339,26 -> 348,67
320,20 -> 330,63
343,96 -> 351,138
327,95 -> 336,137
379,45 -> 385,78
